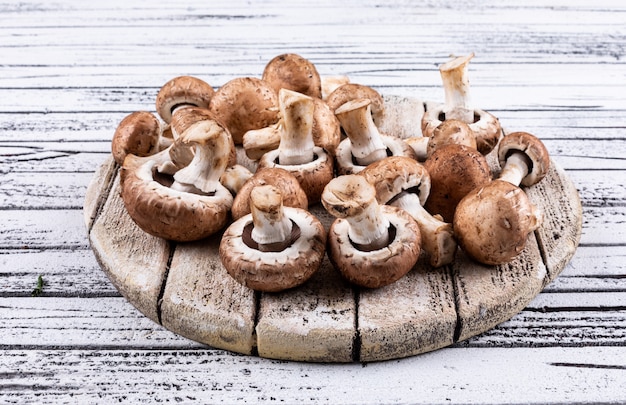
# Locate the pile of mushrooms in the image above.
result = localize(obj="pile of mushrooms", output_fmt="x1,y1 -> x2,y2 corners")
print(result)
111,52 -> 551,292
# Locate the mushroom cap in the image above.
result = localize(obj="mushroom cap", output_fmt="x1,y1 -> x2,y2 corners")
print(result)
428,119 -> 476,158
208,77 -> 279,144
262,53 -> 322,99
335,134 -> 417,175
257,146 -> 334,205
423,144 -> 492,223
155,76 -> 215,124
219,206 -> 326,292
231,167 -> 309,220
421,104 -> 501,155
169,107 -> 237,168
454,180 -> 543,265
327,204 -> 421,289
111,111 -> 162,165
358,156 -> 430,206
325,83 -> 385,126
120,150 -> 233,242
498,131 -> 550,187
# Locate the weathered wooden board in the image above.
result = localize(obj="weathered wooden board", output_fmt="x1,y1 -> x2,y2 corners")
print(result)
84,95 -> 583,362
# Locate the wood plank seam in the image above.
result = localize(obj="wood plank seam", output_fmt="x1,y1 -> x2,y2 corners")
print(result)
86,160 -> 119,234
352,287 -> 361,362
156,242 -> 177,326
450,265 -> 464,344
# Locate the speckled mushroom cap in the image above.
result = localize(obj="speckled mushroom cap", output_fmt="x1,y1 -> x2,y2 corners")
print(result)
231,167 -> 309,220
325,83 -> 386,126
358,156 -> 430,206
421,106 -> 502,155
262,53 -> 322,99
155,76 -> 215,124
208,77 -> 279,145
111,111 -> 163,165
428,119 -> 476,158
498,131 -> 550,187
219,202 -> 326,293
120,149 -> 233,242
454,179 -> 543,265
423,144 -> 492,223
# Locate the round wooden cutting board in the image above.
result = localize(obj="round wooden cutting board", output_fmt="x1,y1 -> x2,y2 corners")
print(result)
83,95 -> 583,363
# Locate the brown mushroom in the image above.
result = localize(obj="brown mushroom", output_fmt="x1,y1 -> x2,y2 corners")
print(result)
322,174 -> 421,288
325,83 -> 385,127
262,53 -> 322,98
111,111 -> 171,165
453,131 -> 550,265
257,89 -> 334,204
422,144 -> 492,223
155,76 -> 215,124
120,115 -> 234,241
230,167 -> 308,220
359,157 -> 457,267
168,107 -> 237,171
208,77 -> 279,144
219,184 -> 326,292
334,98 -> 416,175
405,119 -> 476,162
421,54 -> 502,155
242,96 -> 341,160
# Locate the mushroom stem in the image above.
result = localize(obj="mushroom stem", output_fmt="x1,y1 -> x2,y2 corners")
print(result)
277,89 -> 316,166
498,151 -> 531,187
171,119 -> 232,195
335,99 -> 388,166
250,185 -> 294,251
391,193 -> 456,267
322,175 -> 390,251
440,53 -> 475,123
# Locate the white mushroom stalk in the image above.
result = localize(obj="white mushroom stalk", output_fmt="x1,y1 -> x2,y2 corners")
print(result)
335,99 -> 388,166
497,152 -> 530,186
249,185 -> 294,251
359,156 -> 457,267
277,88 -> 316,165
322,174 -> 390,252
171,119 -> 232,195
440,53 -> 475,123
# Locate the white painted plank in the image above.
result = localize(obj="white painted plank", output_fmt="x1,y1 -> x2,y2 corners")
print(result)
0,249 -> 117,297
0,347 -> 624,404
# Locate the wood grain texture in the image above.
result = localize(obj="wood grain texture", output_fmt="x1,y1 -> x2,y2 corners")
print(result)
84,95 -> 582,362
1,0 -> 624,401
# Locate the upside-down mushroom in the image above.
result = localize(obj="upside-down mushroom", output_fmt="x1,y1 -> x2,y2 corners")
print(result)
120,115 -> 234,242
257,89 -> 334,204
334,98 -> 416,175
242,96 -> 341,160
421,53 -> 502,155
453,131 -> 550,265
219,185 -> 326,292
322,174 -> 421,288
359,157 -> 457,267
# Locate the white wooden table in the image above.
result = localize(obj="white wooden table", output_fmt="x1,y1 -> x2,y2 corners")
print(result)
1,1 -> 625,403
